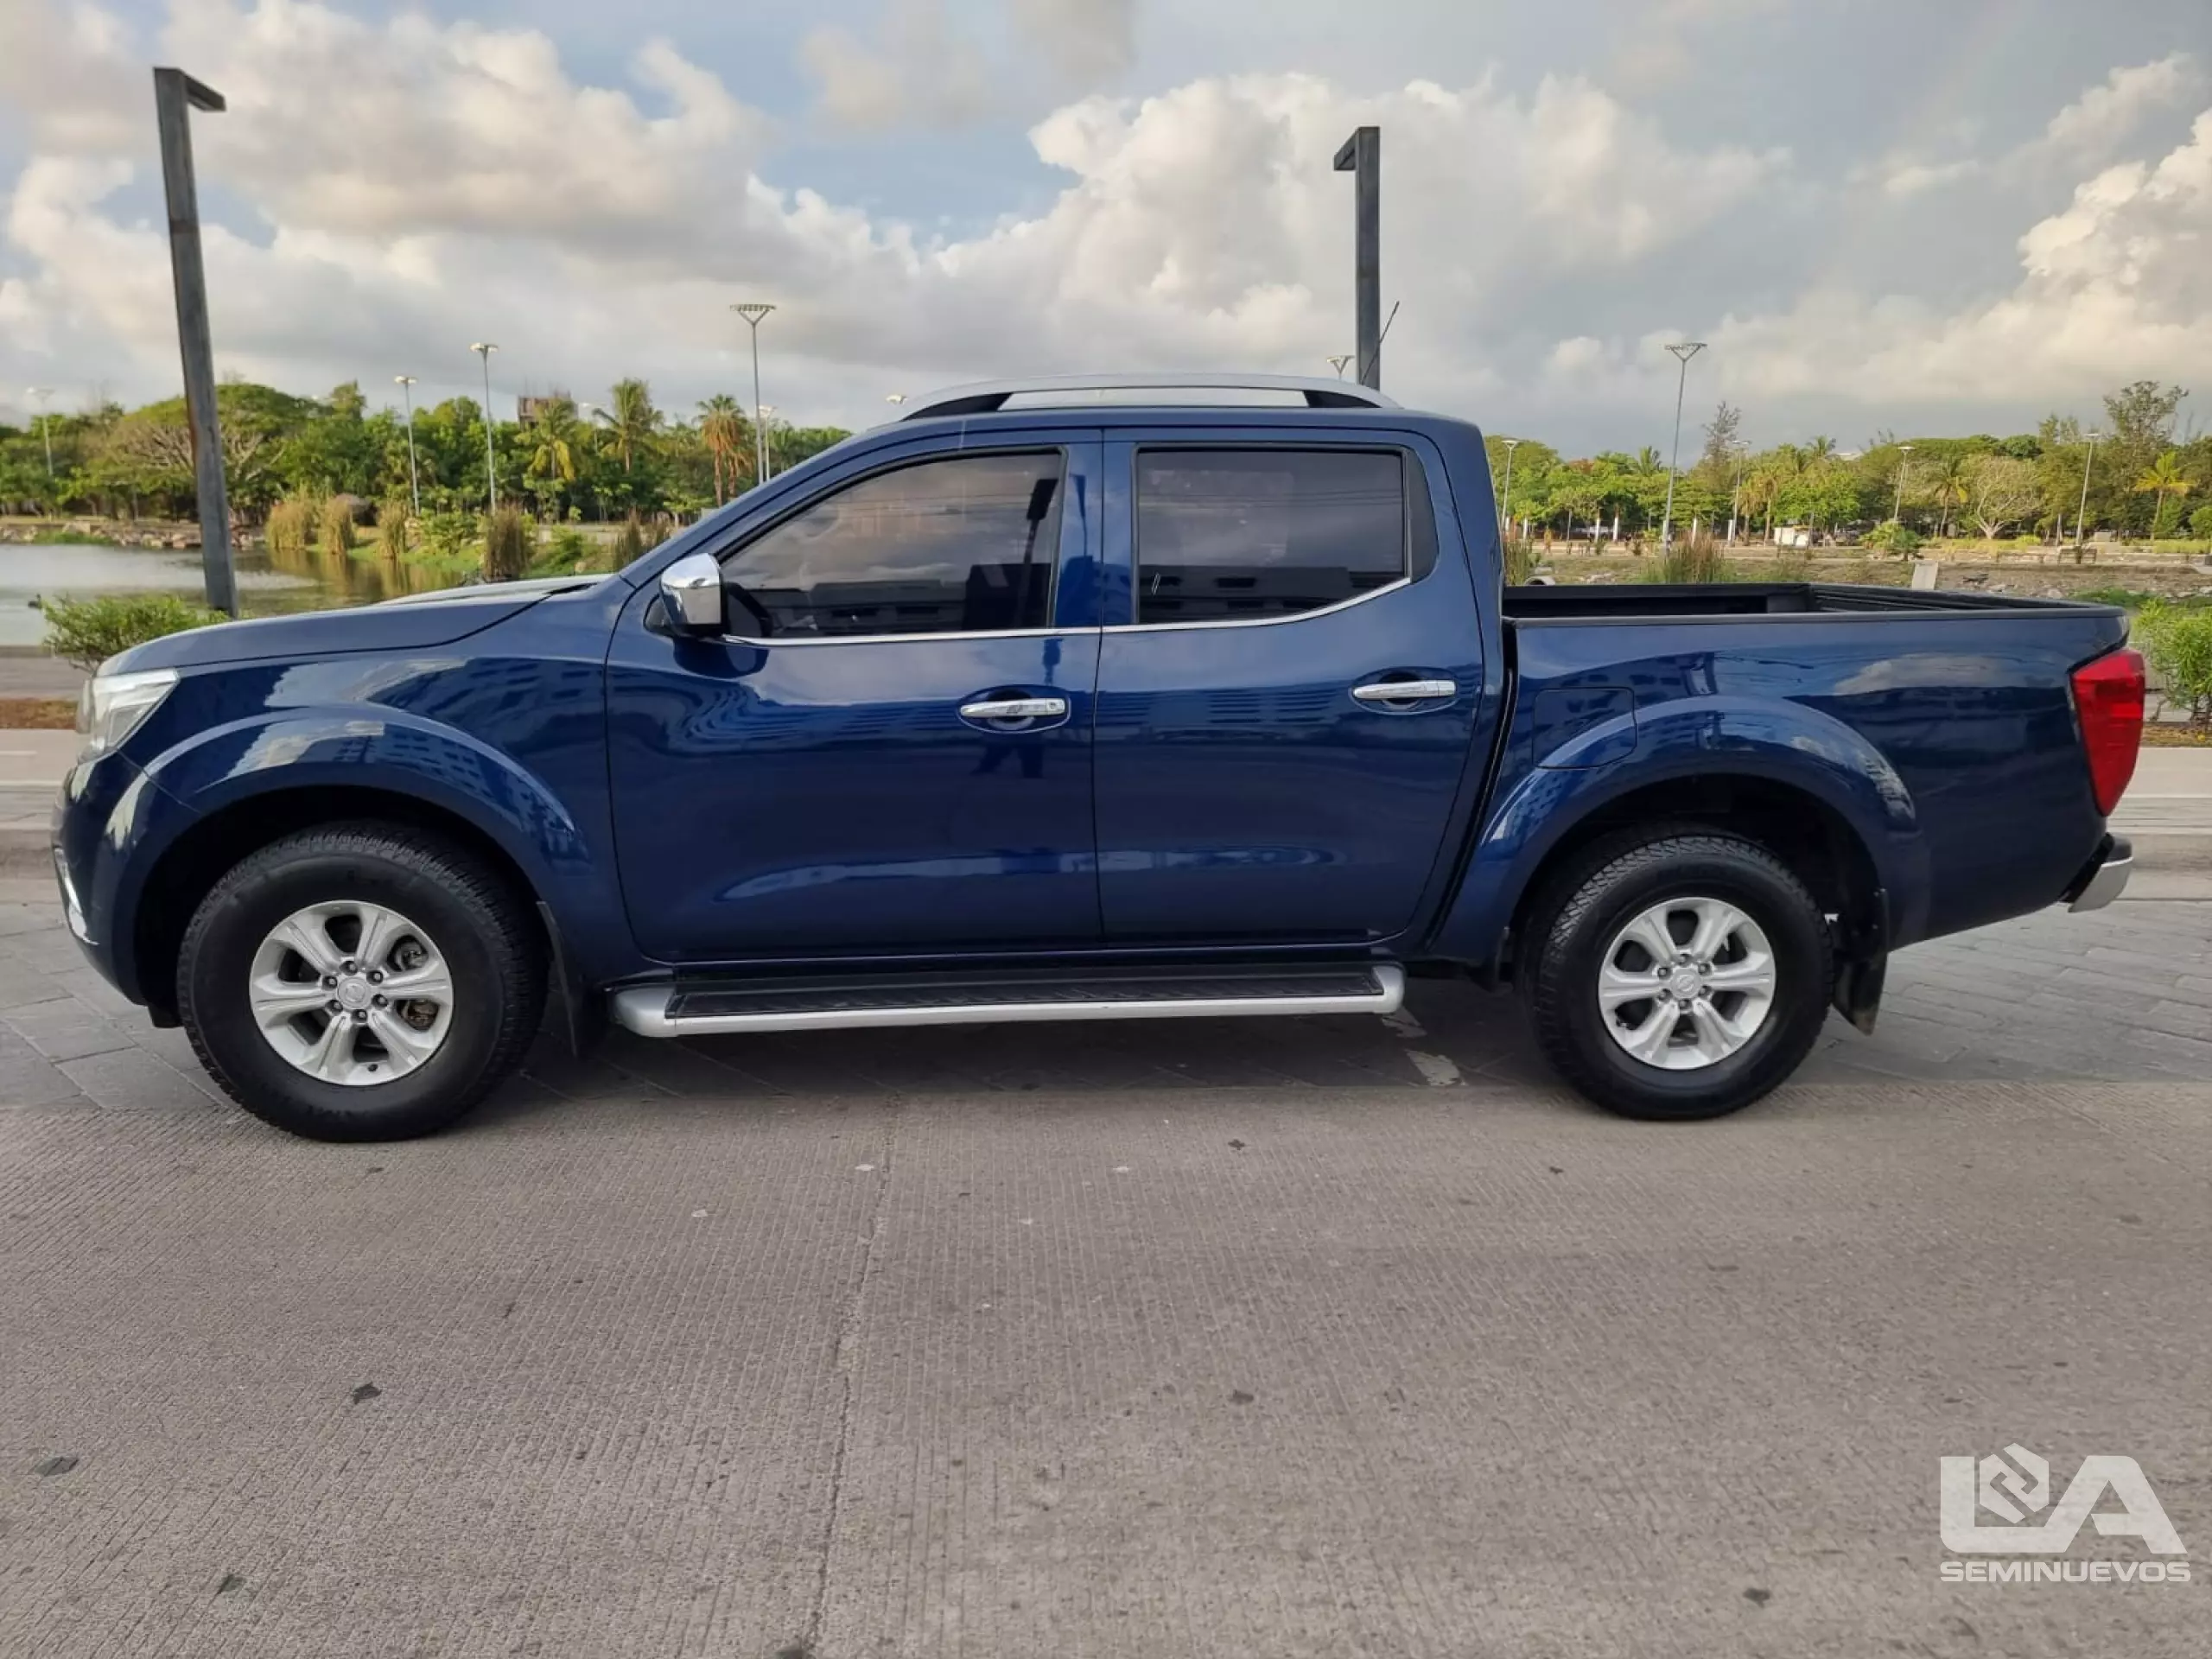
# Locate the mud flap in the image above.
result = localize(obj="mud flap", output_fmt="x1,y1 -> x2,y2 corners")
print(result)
1831,952 -> 1888,1035
537,900 -> 606,1057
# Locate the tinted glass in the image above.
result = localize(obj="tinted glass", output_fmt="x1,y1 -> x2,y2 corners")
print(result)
723,452 -> 1063,637
1134,449 -> 1407,623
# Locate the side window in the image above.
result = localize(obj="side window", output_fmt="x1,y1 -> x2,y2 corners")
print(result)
722,451 -> 1063,637
1134,448 -> 1407,624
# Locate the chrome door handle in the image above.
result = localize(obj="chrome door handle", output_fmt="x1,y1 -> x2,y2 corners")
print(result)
1351,678 -> 1456,702
959,696 -> 1068,720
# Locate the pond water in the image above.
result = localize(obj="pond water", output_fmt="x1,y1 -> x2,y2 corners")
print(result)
0,541 -> 469,647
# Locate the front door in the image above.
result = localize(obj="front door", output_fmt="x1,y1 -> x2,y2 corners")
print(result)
608,438 -> 1103,963
1093,437 -> 1486,944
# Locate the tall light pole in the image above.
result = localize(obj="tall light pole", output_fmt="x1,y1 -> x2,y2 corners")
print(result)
25,388 -> 54,480
1726,442 -> 1747,543
731,302 -> 774,488
1497,437 -> 1521,538
1659,341 -> 1706,550
2075,430 -> 2101,554
153,67 -> 236,614
756,405 -> 778,482
393,374 -> 420,515
470,343 -> 499,512
1332,127 -> 1382,389
1891,442 -> 1915,525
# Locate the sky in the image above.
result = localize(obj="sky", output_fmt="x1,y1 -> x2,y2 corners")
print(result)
1,0 -> 2208,452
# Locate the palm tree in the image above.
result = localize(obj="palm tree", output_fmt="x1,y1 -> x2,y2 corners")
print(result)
2133,450 -> 2193,540
1807,435 -> 1839,463
697,394 -> 749,504
524,396 -> 582,509
594,378 -> 661,474
1929,454 -> 1970,539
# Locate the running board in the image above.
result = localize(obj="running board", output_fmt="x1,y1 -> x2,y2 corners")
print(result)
609,963 -> 1405,1038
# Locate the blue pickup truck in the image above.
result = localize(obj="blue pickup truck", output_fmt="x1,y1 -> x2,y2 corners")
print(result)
55,374 -> 2145,1141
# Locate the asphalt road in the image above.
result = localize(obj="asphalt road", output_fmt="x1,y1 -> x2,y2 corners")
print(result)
2,888 -> 2208,1658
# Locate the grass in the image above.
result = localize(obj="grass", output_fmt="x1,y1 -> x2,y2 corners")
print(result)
2077,588 -> 2212,612
26,527 -> 109,546
0,696 -> 78,729
2143,724 -> 2212,747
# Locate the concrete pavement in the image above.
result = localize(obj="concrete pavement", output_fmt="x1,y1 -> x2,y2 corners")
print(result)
1,887 -> 2208,1657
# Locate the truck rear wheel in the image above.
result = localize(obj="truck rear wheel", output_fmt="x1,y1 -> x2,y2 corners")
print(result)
177,824 -> 544,1141
1519,829 -> 1833,1121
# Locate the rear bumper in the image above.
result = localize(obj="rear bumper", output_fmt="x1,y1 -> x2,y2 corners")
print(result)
2065,836 -> 2132,912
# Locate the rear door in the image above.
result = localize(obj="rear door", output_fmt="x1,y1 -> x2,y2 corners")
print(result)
607,435 -> 1104,963
1092,434 -> 1486,944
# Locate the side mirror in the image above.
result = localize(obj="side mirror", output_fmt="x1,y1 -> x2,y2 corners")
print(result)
658,552 -> 724,635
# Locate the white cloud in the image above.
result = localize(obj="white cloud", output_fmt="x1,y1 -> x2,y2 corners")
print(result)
0,2 -> 1777,428
2,0 -> 2205,448
2029,52 -> 2202,167
799,0 -> 1132,131
1692,109 -> 2212,410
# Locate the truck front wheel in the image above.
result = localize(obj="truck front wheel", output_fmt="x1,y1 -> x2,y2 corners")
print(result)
1519,829 -> 1834,1121
176,823 -> 545,1141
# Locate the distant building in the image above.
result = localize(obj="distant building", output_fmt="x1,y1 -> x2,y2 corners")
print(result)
516,393 -> 573,425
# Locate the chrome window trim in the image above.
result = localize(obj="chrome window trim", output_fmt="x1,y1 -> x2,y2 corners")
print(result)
714,624 -> 1098,648
1101,575 -> 1411,634
1126,442 -> 1416,633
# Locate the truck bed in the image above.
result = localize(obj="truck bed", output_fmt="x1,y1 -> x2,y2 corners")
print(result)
1503,582 -> 2117,621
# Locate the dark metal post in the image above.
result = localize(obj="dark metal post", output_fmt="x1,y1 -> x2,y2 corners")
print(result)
153,68 -> 235,615
1333,127 -> 1381,390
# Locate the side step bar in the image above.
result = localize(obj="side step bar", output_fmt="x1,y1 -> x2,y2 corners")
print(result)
610,964 -> 1405,1038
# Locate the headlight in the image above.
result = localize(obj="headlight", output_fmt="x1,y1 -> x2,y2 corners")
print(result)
76,668 -> 179,760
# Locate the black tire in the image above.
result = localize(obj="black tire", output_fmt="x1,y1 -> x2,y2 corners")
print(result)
177,823 -> 544,1141
1518,827 -> 1833,1121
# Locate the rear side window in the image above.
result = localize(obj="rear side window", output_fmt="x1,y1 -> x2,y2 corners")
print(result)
722,451 -> 1063,637
1134,448 -> 1407,624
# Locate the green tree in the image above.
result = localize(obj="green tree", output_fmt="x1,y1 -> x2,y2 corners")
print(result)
2133,451 -> 2194,539
594,378 -> 661,475
523,396 -> 584,516
697,394 -> 750,503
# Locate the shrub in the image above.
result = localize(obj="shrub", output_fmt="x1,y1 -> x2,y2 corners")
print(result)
1641,533 -> 1733,585
2190,505 -> 2212,540
376,497 -> 414,561
43,592 -> 226,671
1862,519 -> 1923,555
1501,535 -> 1538,586
317,494 -> 355,555
529,525 -> 597,578
416,511 -> 483,566
482,505 -> 532,582
613,516 -> 647,564
29,526 -> 107,545
2138,603 -> 2212,727
264,495 -> 313,559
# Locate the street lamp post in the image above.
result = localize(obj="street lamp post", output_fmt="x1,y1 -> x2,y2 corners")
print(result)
2075,431 -> 2101,556
470,344 -> 499,512
756,406 -> 778,482
731,302 -> 774,488
24,388 -> 55,480
393,375 -> 420,515
1497,438 -> 1521,539
152,67 -> 236,614
1659,341 -> 1707,550
1892,442 -> 1915,525
1726,442 -> 1747,543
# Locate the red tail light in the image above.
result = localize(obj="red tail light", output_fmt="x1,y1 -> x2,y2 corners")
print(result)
2071,647 -> 2145,816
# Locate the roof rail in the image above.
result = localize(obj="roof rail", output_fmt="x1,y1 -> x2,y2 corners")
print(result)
896,372 -> 1400,422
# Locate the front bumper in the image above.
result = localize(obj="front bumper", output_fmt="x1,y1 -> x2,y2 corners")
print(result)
2065,836 -> 2133,912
